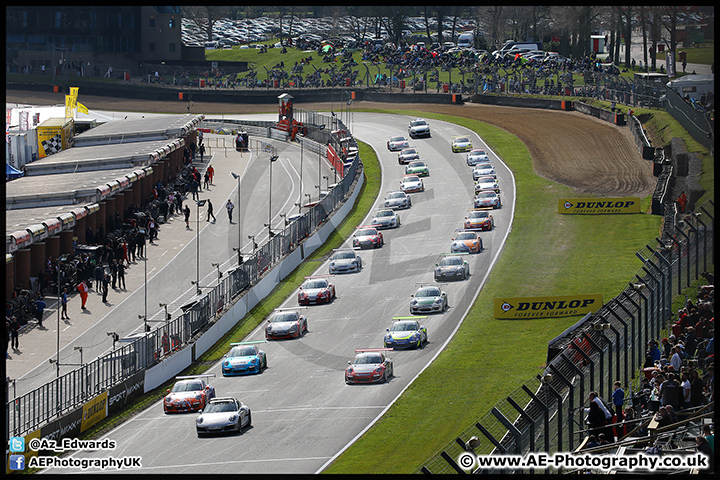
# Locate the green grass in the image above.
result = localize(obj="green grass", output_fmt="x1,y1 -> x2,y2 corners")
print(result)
322,110 -> 663,474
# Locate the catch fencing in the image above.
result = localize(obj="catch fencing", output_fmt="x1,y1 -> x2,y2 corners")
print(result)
418,200 -> 714,474
5,115 -> 361,439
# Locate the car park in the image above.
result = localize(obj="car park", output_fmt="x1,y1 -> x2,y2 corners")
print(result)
387,135 -> 410,151
222,342 -> 267,376
196,397 -> 251,437
410,285 -> 448,314
451,231 -> 483,253
352,226 -> 384,249
404,160 -> 429,177
434,255 -> 470,282
298,277 -> 336,305
464,209 -> 494,230
397,147 -> 420,165
370,209 -> 400,229
329,249 -> 363,273
400,175 -> 424,193
384,318 -> 428,349
466,149 -> 490,166
164,375 -> 216,413
473,190 -> 502,209
408,118 -> 431,138
265,310 -> 308,340
472,165 -> 497,180
451,136 -> 473,153
475,177 -> 501,194
384,191 -> 412,210
345,349 -> 394,384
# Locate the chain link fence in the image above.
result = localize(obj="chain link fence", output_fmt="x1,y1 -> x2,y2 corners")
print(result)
5,114 -> 361,439
418,201 -> 713,474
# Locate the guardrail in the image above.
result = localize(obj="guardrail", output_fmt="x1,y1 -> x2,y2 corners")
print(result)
5,114 -> 361,439
418,200 -> 713,474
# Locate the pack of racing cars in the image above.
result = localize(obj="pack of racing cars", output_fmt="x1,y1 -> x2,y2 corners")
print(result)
163,128 -> 504,427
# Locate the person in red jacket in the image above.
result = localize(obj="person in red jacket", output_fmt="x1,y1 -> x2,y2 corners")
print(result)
77,280 -> 89,310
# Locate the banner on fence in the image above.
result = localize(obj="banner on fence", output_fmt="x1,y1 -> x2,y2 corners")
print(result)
107,371 -> 146,415
494,294 -> 603,319
80,391 -> 108,432
558,197 -> 641,214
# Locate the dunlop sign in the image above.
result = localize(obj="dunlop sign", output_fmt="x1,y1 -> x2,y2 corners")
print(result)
494,294 -> 603,319
559,197 -> 641,214
80,391 -> 108,432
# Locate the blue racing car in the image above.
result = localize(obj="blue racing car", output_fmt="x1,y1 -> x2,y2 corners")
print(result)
222,342 -> 267,376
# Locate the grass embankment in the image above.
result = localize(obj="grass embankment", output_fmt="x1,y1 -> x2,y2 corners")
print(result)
323,110 -> 663,474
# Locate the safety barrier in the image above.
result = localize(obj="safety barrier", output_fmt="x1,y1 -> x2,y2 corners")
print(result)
418,201 -> 713,474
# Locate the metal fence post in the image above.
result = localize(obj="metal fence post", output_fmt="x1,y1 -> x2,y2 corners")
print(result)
612,296 -> 639,371
506,396 -> 536,453
569,340 -> 596,394
491,407 -> 524,455
547,364 -> 576,450
522,385 -> 550,453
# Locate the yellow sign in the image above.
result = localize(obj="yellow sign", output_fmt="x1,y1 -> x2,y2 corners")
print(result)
559,197 -> 641,214
494,294 -> 603,319
81,391 -> 108,432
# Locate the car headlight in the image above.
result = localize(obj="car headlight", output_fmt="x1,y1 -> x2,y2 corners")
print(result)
411,299 -> 418,305
433,298 -> 442,305
251,357 -> 259,364
165,396 -> 171,403
410,333 -> 419,341
435,268 -> 442,274
346,367 -> 354,374
223,360 -> 229,367
228,415 -> 237,422
375,366 -> 384,373
330,262 -> 335,268
288,324 -> 297,332
195,394 -> 202,400
196,417 -> 203,424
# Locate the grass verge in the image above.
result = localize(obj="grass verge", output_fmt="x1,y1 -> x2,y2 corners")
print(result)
322,109 -> 663,474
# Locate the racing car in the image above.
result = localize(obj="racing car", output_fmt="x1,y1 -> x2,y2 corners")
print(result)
474,177 -> 501,194
400,175 -> 425,193
345,348 -> 394,384
352,226 -> 384,249
265,309 -> 308,340
196,397 -> 251,436
434,254 -> 470,282
384,191 -> 412,210
384,317 -> 428,349
451,230 -> 483,254
410,285 -> 448,314
408,118 -> 431,138
164,374 -> 216,413
222,341 -> 267,376
472,164 -> 497,180
404,160 -> 429,177
370,208 -> 401,229
464,209 -> 494,230
329,249 -> 363,273
397,147 -> 420,165
473,189 -> 502,209
298,276 -> 336,305
451,136 -> 473,153
387,135 -> 410,151
466,149 -> 490,166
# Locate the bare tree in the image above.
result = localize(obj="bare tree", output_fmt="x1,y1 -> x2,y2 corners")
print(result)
181,6 -> 230,43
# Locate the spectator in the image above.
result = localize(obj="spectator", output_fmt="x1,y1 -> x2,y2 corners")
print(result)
670,345 -> 683,371
661,337 -> 672,357
77,280 -> 89,310
689,369 -> 706,407
9,316 -> 20,350
665,405 -> 679,423
35,296 -> 46,328
93,264 -> 104,294
677,191 -> 688,213
680,372 -> 692,409
101,273 -> 109,303
226,200 -> 235,223
60,288 -> 69,320
611,382 -> 625,421
659,373 -> 681,410
702,424 -> 714,452
117,261 -> 126,290
653,406 -> 673,430
647,339 -> 661,362
184,205 -> 191,229
585,400 -> 607,439
696,436 -> 714,473
206,199 -> 216,222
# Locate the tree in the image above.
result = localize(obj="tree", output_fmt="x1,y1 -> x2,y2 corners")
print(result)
181,6 -> 231,43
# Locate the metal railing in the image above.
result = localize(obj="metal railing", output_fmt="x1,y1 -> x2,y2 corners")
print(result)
5,115 -> 362,439
418,200 -> 713,474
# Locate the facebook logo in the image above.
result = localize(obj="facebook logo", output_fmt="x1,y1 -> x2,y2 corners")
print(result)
9,454 -> 25,470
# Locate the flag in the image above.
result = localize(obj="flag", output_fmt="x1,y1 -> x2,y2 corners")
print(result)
77,102 -> 89,115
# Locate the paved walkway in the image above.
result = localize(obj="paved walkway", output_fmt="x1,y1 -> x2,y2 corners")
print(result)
6,132 -> 251,385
